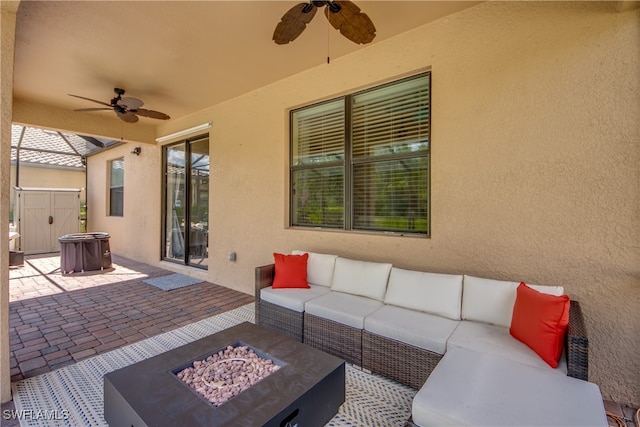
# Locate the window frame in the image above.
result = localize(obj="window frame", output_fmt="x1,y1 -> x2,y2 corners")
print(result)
108,157 -> 124,217
289,72 -> 431,236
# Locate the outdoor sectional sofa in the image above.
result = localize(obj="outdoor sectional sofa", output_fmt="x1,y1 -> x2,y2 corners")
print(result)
255,251 -> 607,426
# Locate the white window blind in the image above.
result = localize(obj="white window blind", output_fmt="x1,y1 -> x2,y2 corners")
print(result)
290,72 -> 430,235
352,75 -> 430,158
291,99 -> 345,228
351,74 -> 430,233
292,99 -> 344,165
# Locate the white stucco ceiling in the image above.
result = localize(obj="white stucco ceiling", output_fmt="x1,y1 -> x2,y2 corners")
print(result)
13,1 -> 481,126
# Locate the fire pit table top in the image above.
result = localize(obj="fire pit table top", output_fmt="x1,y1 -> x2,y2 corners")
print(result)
104,321 -> 345,427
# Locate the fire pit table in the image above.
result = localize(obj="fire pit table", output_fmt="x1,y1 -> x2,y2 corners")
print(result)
104,322 -> 345,426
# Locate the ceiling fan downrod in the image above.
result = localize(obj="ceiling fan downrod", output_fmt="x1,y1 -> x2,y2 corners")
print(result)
110,87 -> 125,107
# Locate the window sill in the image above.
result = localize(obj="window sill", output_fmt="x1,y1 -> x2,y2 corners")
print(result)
286,225 -> 430,239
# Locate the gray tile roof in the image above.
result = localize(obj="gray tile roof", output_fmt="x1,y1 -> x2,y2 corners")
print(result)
10,125 -> 120,169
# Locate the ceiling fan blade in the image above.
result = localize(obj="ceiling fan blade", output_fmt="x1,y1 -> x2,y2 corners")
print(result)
73,107 -> 112,112
132,108 -> 170,120
273,3 -> 317,45
118,96 -> 144,110
68,94 -> 112,107
116,111 -> 139,123
325,0 -> 376,44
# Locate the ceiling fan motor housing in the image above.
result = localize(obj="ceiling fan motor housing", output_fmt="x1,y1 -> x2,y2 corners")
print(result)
307,1 -> 341,13
111,88 -> 125,107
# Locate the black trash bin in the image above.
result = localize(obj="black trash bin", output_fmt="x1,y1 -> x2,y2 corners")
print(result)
59,232 -> 112,274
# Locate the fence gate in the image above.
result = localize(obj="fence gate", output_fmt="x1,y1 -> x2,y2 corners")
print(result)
16,187 -> 81,255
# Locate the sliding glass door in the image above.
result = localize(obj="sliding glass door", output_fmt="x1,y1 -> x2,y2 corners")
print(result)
188,138 -> 209,266
163,135 -> 209,268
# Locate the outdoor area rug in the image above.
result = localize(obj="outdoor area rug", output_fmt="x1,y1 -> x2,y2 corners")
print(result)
141,273 -> 203,291
11,303 -> 416,426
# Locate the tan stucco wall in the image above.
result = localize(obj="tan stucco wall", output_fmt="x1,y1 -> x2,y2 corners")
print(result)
9,165 -> 86,214
90,1 -> 639,405
87,143 -> 162,264
1,0 -> 19,404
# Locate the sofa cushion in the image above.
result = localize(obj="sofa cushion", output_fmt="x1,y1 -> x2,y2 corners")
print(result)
272,253 -> 309,289
292,250 -> 337,287
384,268 -> 463,320
260,285 -> 331,313
304,291 -> 384,329
447,320 -> 567,374
462,275 -> 564,328
364,305 -> 459,355
412,346 -> 606,427
510,282 -> 570,368
330,257 -> 392,301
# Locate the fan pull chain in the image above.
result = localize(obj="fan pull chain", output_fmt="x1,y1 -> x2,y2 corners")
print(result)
327,17 -> 331,64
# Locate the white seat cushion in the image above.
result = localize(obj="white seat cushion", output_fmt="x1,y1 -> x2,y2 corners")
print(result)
462,275 -> 564,328
364,305 -> 459,355
330,257 -> 392,301
260,285 -> 331,312
304,291 -> 383,329
384,268 -> 463,320
447,320 -> 567,374
291,250 -> 337,287
412,346 -> 606,427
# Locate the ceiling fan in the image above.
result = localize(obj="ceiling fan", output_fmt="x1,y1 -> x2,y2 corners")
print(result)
68,88 -> 170,123
273,0 -> 376,45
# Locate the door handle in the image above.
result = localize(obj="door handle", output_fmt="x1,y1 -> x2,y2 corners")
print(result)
48,216 -> 53,225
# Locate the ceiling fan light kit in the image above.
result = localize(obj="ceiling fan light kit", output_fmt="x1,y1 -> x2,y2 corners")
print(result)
69,88 -> 170,123
273,0 -> 376,45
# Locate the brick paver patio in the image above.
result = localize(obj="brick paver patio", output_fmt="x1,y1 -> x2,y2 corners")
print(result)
7,254 -> 253,382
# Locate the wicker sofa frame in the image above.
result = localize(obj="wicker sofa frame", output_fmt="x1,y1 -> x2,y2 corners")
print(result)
255,263 -> 590,391
254,264 -> 304,342
363,299 -> 589,392
304,313 -> 363,366
362,331 -> 443,390
565,300 -> 589,381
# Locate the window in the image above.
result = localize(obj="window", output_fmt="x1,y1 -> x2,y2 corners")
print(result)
290,72 -> 430,235
109,157 -> 124,217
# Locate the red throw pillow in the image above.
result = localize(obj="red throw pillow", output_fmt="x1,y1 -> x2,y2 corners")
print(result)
272,253 -> 310,289
510,282 -> 570,368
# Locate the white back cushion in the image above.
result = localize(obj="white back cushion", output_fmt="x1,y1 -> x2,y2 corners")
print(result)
291,250 -> 337,287
384,268 -> 463,320
462,275 -> 564,328
330,257 -> 392,301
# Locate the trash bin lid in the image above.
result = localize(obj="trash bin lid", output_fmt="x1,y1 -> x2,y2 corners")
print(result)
58,232 -> 110,242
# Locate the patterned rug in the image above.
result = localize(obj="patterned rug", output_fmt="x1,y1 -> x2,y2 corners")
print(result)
11,303 -> 416,426
142,273 -> 203,291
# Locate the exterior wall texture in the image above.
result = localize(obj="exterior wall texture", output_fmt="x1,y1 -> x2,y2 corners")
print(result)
87,143 -> 162,264
1,1 -> 19,404
9,165 -> 86,210
86,2 -> 639,405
